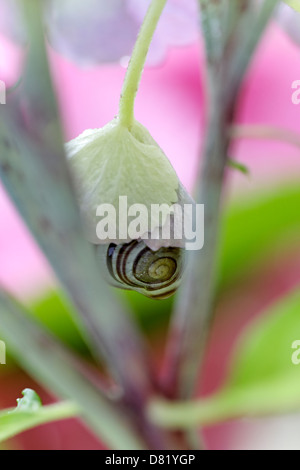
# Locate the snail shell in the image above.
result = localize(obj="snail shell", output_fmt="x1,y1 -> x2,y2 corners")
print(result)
96,240 -> 185,299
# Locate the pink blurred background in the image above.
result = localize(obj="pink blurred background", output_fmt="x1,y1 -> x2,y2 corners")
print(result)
1,21 -> 300,449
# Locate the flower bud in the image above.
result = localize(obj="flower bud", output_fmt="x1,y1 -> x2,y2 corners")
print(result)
66,118 -> 192,246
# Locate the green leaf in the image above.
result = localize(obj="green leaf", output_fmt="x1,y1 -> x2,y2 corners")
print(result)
228,289 -> 300,388
19,186 -> 300,341
0,290 -> 146,449
29,292 -> 90,356
210,288 -> 300,423
149,289 -> 300,429
219,185 -> 300,290
227,159 -> 249,175
0,389 -> 78,443
284,1 -> 300,12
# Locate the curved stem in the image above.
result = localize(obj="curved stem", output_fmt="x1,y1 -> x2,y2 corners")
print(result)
119,0 -> 167,128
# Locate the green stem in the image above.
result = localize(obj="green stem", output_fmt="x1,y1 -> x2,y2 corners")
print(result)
27,401 -> 79,422
119,0 -> 167,128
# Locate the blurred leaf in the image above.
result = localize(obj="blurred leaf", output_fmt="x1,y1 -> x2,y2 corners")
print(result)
123,290 -> 173,330
129,185 -> 300,328
284,1 -> 300,12
227,159 -> 249,175
0,290 -> 146,449
29,292 -> 90,356
0,0 -> 152,401
27,290 -> 173,346
150,289 -> 300,428
210,287 -> 300,422
219,185 -> 300,290
0,389 -> 78,443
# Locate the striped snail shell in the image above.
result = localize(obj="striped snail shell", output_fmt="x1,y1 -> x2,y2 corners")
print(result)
96,240 -> 185,300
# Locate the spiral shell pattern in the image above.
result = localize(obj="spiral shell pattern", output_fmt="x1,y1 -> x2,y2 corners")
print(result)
97,240 -> 184,299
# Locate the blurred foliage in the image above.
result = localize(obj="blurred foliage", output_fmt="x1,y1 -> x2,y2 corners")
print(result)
218,184 -> 300,291
213,287 -> 300,421
17,184 -> 300,354
10,275 -> 300,439
29,292 -> 90,357
150,288 -> 300,428
284,0 -> 300,12
1,0 -> 293,449
227,159 -> 249,175
229,290 -> 300,389
0,389 -> 78,443
0,290 -> 143,449
1,183 -> 300,377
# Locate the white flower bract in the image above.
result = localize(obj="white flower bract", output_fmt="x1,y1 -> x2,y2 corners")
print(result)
66,118 -> 180,244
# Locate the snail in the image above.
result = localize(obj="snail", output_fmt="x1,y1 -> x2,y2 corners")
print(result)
96,240 -> 185,299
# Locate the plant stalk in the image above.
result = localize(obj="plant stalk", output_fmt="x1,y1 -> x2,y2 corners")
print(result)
163,0 -> 278,400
